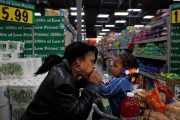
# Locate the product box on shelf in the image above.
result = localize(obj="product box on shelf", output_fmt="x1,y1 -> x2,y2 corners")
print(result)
0,52 -> 19,61
0,41 -> 8,52
11,104 -> 28,120
7,41 -> 24,53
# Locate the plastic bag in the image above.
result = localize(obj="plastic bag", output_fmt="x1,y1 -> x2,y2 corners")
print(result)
144,109 -> 171,120
165,103 -> 180,120
146,88 -> 166,113
153,79 -> 173,104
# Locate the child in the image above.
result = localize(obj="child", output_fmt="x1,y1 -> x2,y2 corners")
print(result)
99,53 -> 138,118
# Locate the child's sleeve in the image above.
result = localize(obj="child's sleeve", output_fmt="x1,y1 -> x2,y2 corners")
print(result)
99,77 -> 132,97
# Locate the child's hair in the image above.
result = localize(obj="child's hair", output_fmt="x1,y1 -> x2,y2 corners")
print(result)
118,53 -> 139,81
118,53 -> 138,69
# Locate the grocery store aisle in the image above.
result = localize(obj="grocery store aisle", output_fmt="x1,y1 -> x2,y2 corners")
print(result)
87,62 -> 108,120
95,62 -> 108,76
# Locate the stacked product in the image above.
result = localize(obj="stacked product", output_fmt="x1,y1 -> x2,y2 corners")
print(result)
0,80 -> 11,120
0,40 -> 44,120
133,42 -> 167,56
0,41 -> 24,61
138,60 -> 166,75
9,76 -> 44,120
0,75 -> 46,120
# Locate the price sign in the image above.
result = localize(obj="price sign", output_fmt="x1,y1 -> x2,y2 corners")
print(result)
0,4 -> 34,24
172,9 -> 180,24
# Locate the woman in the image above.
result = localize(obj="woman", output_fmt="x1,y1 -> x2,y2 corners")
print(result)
20,41 -> 102,120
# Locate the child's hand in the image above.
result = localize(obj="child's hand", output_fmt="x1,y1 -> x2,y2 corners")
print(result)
88,70 -> 102,85
101,79 -> 109,85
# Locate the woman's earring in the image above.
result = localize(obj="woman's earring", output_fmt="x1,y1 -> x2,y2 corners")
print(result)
75,64 -> 82,72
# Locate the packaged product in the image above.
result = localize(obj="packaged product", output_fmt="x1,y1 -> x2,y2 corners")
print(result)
153,79 -> 173,104
146,88 -> 166,113
144,109 -> 171,120
165,102 -> 180,120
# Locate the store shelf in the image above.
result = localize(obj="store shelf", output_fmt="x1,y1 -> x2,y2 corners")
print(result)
64,17 -> 76,36
139,71 -> 155,79
108,48 -> 120,50
134,54 -> 167,60
148,16 -> 168,28
120,47 -> 128,49
135,36 -> 168,44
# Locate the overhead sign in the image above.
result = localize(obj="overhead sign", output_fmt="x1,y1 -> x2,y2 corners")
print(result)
171,3 -> 180,24
0,1 -> 35,24
170,3 -> 180,73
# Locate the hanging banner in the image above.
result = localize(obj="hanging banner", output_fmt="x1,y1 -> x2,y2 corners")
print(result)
34,16 -> 65,59
170,3 -> 180,73
0,16 -> 65,60
0,1 -> 35,24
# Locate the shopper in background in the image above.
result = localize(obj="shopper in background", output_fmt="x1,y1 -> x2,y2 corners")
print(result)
97,53 -> 138,118
20,41 -> 102,120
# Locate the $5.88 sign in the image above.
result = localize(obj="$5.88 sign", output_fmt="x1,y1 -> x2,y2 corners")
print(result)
0,4 -> 34,24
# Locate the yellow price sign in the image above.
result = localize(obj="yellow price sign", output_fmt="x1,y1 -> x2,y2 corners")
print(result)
172,9 -> 180,24
0,4 -> 33,24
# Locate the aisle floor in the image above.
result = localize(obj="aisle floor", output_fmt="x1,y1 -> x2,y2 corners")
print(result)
87,62 -> 108,120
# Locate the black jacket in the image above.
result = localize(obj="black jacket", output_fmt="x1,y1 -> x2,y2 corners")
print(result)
20,59 -> 100,120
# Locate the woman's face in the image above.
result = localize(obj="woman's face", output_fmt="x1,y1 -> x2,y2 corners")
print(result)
112,58 -> 123,78
80,52 -> 96,79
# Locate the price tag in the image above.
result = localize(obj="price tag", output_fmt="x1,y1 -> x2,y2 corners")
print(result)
0,4 -> 34,24
172,9 -> 180,24
175,84 -> 180,99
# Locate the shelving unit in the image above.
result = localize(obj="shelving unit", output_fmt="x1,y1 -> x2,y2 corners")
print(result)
133,16 -> 170,85
64,17 -> 76,36
134,54 -> 167,60
148,16 -> 168,28
135,36 -> 168,44
139,71 -> 155,79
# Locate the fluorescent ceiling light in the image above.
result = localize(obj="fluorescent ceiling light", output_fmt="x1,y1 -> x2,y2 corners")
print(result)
98,14 -> 109,18
99,33 -> 106,35
70,7 -> 83,11
134,25 -> 144,27
97,36 -> 103,38
95,25 -> 102,27
133,9 -> 142,12
127,9 -> 133,12
127,9 -> 142,12
82,29 -> 85,31
71,12 -> 85,16
102,29 -> 110,31
114,12 -> 129,16
82,25 -> 85,27
35,12 -> 41,16
75,19 -> 84,22
143,15 -> 154,19
70,7 -> 77,11
105,25 -> 115,27
115,20 -> 126,23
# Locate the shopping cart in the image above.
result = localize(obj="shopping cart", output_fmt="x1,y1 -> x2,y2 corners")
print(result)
92,93 -> 153,120
92,103 -> 121,120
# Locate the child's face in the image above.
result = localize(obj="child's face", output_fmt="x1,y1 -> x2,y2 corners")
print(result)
111,58 -> 123,78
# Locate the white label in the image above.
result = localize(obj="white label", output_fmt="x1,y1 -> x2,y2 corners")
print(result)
175,84 -> 180,99
160,92 -> 166,103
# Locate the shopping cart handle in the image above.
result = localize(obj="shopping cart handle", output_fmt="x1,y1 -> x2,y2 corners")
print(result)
92,103 -> 121,120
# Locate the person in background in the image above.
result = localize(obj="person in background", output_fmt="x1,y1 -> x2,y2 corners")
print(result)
20,41 -> 102,120
99,53 -> 138,118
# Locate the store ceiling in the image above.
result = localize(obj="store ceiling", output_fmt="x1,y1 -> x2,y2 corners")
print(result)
17,0 -> 175,38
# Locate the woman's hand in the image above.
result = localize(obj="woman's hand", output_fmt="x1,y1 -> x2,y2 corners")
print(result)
88,70 -> 102,85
